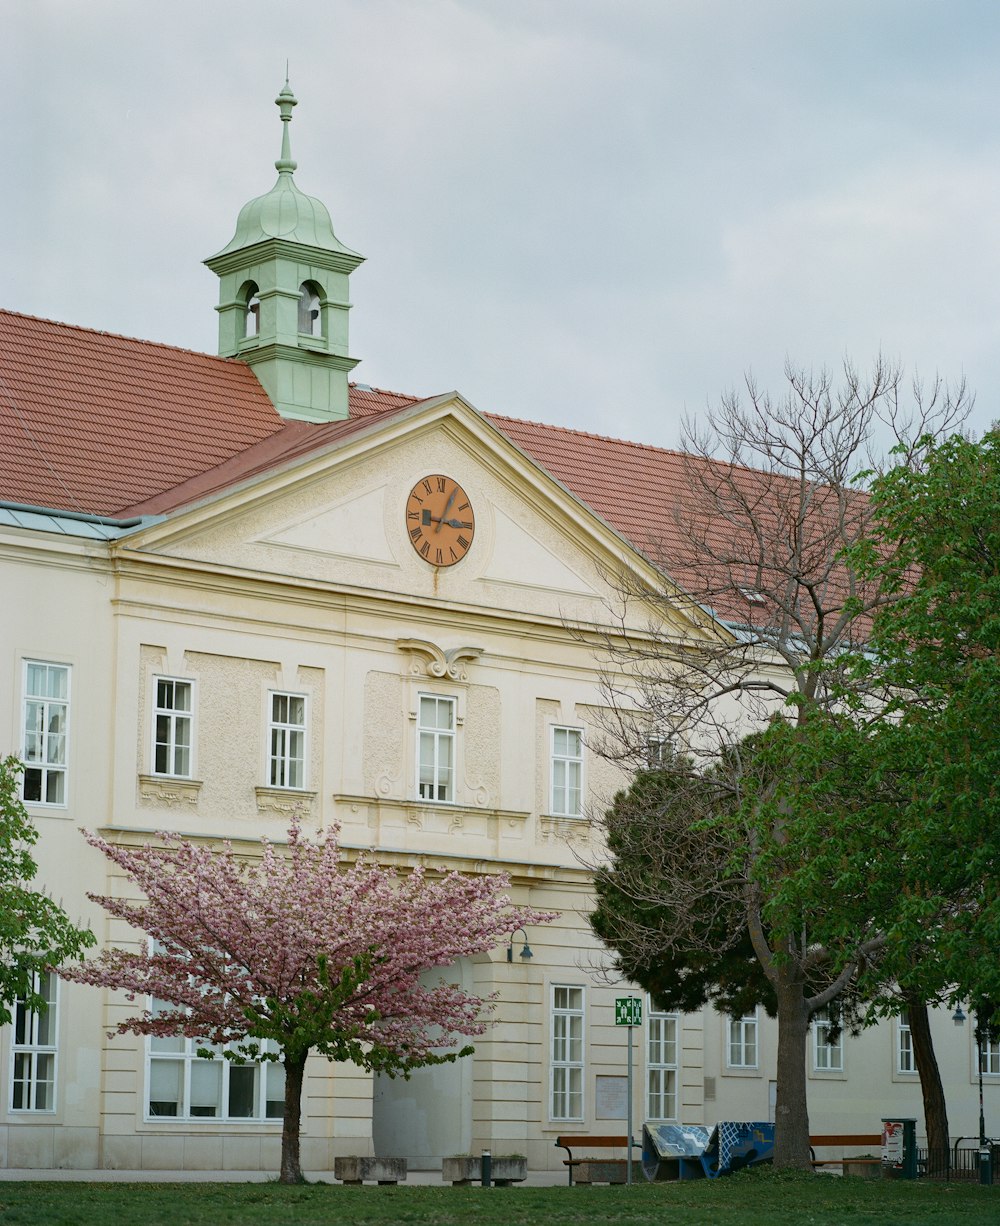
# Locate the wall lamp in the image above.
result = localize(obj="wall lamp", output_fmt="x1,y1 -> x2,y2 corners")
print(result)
507,927 -> 533,963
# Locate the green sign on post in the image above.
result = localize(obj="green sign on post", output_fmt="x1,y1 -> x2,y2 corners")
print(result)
615,996 -> 642,1026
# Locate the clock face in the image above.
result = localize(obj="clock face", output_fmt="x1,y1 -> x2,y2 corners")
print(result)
405,474 -> 475,567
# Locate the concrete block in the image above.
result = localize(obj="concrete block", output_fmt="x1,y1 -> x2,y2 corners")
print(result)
334,1155 -> 407,1185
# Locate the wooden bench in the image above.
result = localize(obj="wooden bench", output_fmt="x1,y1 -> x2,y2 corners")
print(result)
554,1134 -> 642,1185
809,1134 -> 882,1174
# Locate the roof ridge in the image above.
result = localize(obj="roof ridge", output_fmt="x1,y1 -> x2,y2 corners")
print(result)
485,410 -> 690,460
0,308 -> 244,366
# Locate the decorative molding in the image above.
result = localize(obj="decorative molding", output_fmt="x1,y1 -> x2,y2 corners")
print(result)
539,815 -> 591,846
254,786 -> 318,816
137,775 -> 203,807
396,638 -> 484,681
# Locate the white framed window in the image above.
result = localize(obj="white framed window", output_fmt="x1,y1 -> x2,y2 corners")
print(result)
10,971 -> 58,1112
22,660 -> 70,806
147,986 -> 284,1121
550,726 -> 583,816
647,1004 -> 678,1120
417,694 -> 455,802
812,1010 -> 843,1072
153,678 -> 194,778
979,1030 -> 1000,1077
728,1013 -> 758,1069
148,1035 -> 285,1120
550,985 -> 584,1120
268,692 -> 307,789
897,1011 -> 916,1074
645,736 -> 672,769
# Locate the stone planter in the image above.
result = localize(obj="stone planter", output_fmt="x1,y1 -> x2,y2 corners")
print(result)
842,1157 -> 882,1180
442,1154 -> 527,1186
334,1155 -> 407,1185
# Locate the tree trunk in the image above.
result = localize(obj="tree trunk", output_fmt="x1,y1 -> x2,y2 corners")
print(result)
772,970 -> 812,1170
279,1051 -> 308,1184
906,996 -> 949,1176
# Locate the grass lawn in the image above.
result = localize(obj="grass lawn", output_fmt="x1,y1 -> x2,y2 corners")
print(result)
0,1170 -> 998,1226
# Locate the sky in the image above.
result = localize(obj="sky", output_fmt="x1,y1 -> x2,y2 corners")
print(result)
5,0 -> 1000,449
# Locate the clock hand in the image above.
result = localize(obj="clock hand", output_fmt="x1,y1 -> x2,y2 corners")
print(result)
434,488 -> 458,532
441,518 -> 474,529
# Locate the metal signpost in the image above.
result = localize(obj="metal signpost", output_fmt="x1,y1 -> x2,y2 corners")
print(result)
615,996 -> 642,1185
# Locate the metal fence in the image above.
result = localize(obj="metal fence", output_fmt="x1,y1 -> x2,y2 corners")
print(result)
917,1142 -> 999,1183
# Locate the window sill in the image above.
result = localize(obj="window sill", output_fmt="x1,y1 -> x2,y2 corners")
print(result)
138,775 -> 203,807
722,1066 -> 761,1078
142,1117 -> 285,1129
21,801 -> 72,820
255,786 -> 317,816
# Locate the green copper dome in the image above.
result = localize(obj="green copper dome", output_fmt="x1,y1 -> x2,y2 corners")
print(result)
211,81 -> 361,259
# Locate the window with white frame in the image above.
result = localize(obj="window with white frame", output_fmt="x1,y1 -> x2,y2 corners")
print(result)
812,1010 -> 843,1072
728,1013 -> 758,1069
269,692 -> 306,789
147,995 -> 285,1121
153,678 -> 193,777
417,694 -> 455,802
980,1029 -> 1000,1076
647,1004 -> 678,1120
550,727 -> 583,816
22,661 -> 70,805
645,736 -> 672,769
10,971 -> 58,1111
551,985 -> 584,1120
897,1010 -> 916,1074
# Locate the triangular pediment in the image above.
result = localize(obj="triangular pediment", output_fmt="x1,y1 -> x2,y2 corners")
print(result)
262,485 -> 397,563
122,393 -> 728,645
480,507 -> 594,595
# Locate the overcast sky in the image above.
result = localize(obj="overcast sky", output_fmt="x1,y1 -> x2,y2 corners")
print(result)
6,0 -> 999,448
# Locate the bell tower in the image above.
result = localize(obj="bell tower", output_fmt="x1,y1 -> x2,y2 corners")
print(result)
204,81 -> 364,422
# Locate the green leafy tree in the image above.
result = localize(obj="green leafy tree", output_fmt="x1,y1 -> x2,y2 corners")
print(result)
591,723 -> 891,1168
0,755 -> 95,1019
591,759 -> 774,1021
859,431 -> 1000,1017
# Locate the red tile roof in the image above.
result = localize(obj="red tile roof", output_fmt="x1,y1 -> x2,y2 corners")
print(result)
486,413 -> 694,564
0,311 -> 283,517
0,309 -> 867,632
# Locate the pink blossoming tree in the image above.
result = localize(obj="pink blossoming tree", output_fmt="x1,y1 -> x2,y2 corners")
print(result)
61,821 -> 555,1183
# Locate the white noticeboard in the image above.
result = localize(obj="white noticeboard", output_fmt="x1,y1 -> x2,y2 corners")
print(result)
596,1075 -> 628,1119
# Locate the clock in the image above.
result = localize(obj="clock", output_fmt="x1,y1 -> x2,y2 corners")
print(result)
405,474 -> 475,567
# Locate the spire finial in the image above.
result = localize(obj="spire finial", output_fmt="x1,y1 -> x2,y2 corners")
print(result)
275,75 -> 298,175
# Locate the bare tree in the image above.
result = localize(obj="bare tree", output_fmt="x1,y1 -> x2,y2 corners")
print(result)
588,358 -> 970,1169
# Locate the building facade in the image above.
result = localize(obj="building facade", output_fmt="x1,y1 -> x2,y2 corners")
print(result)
0,86 -> 994,1172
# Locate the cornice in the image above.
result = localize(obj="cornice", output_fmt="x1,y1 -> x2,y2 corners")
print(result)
96,823 -> 594,887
